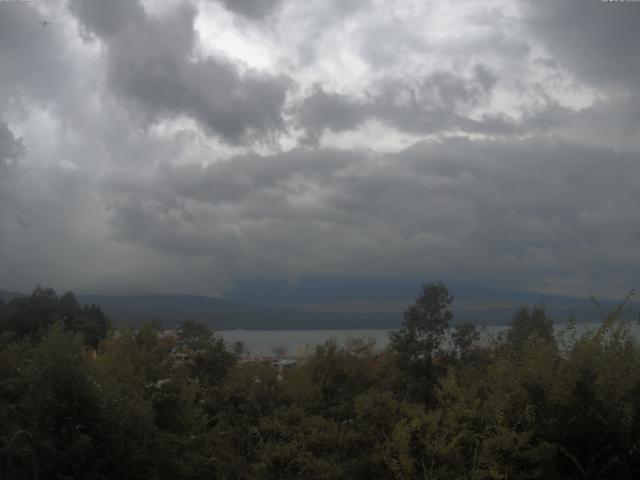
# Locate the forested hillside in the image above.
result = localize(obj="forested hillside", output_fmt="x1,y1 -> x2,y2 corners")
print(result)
1,284 -> 640,479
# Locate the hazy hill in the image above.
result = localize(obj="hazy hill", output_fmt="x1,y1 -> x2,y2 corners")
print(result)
225,278 -> 637,327
0,290 -> 25,302
2,283 -> 636,330
77,294 -> 398,330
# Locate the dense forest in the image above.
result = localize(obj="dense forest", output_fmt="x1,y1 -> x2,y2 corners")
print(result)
1,284 -> 639,479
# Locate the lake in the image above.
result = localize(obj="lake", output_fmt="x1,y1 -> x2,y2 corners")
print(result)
218,322 -> 640,357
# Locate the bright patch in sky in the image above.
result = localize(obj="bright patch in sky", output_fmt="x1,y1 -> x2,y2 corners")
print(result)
194,1 -> 278,72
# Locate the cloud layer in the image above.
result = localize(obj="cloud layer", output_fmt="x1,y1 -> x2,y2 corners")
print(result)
0,0 -> 639,298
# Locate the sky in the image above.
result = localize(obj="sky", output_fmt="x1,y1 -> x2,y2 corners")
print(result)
0,0 -> 639,299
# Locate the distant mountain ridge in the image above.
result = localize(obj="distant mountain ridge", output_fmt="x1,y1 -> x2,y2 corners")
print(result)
0,290 -> 25,302
2,283 -> 636,330
225,278 -> 638,327
76,294 -> 399,330
79,293 -> 639,329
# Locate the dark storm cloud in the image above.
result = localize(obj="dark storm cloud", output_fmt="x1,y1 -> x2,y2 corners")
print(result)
68,0 -> 290,144
524,0 -> 640,89
296,66 -> 514,143
102,137 -> 640,294
216,0 -> 283,19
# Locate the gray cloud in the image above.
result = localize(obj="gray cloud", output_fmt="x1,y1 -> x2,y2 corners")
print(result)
525,0 -> 640,90
161,149 -> 360,204
288,0 -> 373,66
0,4 -> 76,110
0,0 -> 639,299
516,92 -> 640,154
68,0 -> 290,144
296,66 -> 511,143
0,122 -> 24,242
216,0 -> 283,19
0,122 -> 25,171
99,137 -> 640,296
68,0 -> 145,39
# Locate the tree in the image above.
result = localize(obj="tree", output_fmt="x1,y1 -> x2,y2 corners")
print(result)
389,281 -> 453,403
0,287 -> 110,346
177,320 -> 236,386
6,325 -> 104,479
302,340 -> 375,421
0,286 -> 59,342
177,319 -> 213,350
390,282 -> 453,360
506,305 -> 553,350
451,321 -> 481,362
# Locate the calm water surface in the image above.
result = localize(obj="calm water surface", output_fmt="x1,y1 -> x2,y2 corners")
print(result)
219,323 -> 640,357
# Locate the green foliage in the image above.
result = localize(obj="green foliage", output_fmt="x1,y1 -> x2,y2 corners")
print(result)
176,319 -> 237,386
391,281 -> 454,358
506,304 -> 554,351
0,287 -> 110,346
2,284 -> 640,479
451,320 -> 482,362
0,325 -> 103,479
389,281 -> 454,404
302,340 -> 376,420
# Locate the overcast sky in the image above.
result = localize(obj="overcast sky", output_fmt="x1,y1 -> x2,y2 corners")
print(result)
0,0 -> 639,298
